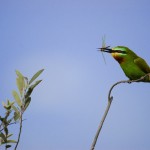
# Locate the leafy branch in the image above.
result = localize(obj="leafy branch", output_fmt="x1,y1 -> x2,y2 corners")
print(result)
0,69 -> 44,150
90,73 -> 150,150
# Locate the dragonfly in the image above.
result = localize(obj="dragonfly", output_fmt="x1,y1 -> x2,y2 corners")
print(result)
97,36 -> 111,64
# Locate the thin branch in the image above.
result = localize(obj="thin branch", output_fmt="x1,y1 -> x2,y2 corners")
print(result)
90,96 -> 113,150
90,73 -> 150,150
14,113 -> 23,150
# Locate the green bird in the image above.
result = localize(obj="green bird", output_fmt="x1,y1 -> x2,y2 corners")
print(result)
99,46 -> 150,82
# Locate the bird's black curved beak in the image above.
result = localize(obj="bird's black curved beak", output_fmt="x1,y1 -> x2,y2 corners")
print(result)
97,46 -> 113,53
97,47 -> 126,54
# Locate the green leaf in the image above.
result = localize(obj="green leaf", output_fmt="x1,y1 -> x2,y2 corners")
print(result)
30,80 -> 42,89
2,102 -> 11,110
0,116 -> 4,122
29,69 -> 44,85
16,70 -> 25,96
25,80 -> 42,99
25,88 -> 33,99
2,100 -> 15,110
12,105 -> 20,114
12,105 -> 21,121
1,139 -> 17,145
5,140 -> 17,143
7,134 -> 13,138
0,133 -> 6,142
24,97 -> 31,111
12,90 -> 22,107
13,112 -> 20,121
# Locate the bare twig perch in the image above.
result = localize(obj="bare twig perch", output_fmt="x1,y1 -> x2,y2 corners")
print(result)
90,73 -> 150,150
14,113 -> 23,150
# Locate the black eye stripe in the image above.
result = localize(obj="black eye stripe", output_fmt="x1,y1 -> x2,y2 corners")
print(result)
113,50 -> 126,54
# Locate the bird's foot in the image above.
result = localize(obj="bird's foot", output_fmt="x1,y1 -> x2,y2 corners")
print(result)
127,80 -> 132,84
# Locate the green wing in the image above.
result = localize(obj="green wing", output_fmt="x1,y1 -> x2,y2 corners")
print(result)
134,57 -> 150,73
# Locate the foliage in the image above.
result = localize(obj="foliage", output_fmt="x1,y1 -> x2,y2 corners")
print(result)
0,69 -> 44,150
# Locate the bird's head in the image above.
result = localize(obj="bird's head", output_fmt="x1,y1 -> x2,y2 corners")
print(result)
99,46 -> 135,63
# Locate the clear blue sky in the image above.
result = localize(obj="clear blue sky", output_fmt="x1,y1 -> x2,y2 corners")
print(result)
0,0 -> 150,150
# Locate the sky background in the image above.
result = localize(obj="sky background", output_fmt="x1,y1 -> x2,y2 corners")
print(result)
0,0 -> 150,150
